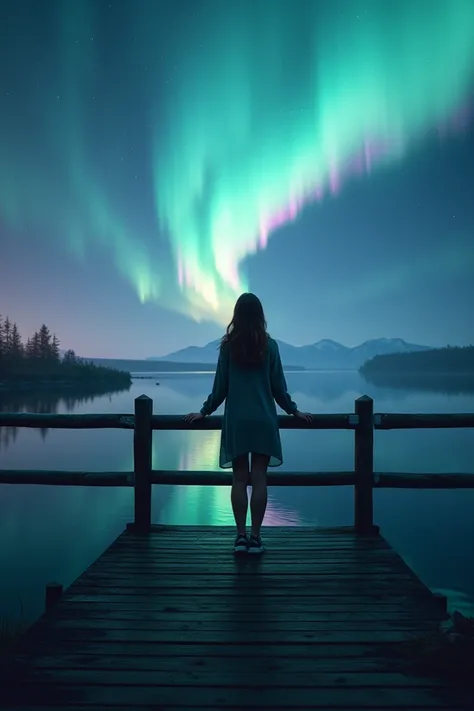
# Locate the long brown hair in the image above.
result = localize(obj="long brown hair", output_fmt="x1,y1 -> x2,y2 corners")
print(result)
221,293 -> 269,367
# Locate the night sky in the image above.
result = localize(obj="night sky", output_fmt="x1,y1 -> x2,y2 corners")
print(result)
1,0 -> 473,359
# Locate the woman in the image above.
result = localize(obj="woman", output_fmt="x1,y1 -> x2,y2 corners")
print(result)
184,293 -> 312,554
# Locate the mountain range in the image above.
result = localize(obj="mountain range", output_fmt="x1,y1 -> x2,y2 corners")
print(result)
148,338 -> 432,370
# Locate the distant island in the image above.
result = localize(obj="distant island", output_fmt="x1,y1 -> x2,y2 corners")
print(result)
360,345 -> 474,393
87,357 -> 305,373
0,316 -> 131,392
84,337 -> 437,374
146,337 -> 433,370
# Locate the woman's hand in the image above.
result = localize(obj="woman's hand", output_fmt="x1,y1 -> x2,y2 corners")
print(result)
183,412 -> 205,424
294,409 -> 312,422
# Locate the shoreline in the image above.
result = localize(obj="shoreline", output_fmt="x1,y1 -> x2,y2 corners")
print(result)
0,378 -> 131,393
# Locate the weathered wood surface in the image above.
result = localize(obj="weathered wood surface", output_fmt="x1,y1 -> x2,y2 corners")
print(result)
374,472 -> 474,488
0,470 -> 355,486
133,395 -> 153,532
0,413 -> 136,429
3,409 -> 474,432
1,526 -> 470,709
0,412 -> 358,430
152,413 -> 359,430
0,471 -> 134,486
374,413 -> 474,429
354,395 -> 374,532
2,469 -> 474,488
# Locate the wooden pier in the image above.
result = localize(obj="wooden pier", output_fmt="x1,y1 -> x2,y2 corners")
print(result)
2,525 -> 471,710
1,395 -> 474,709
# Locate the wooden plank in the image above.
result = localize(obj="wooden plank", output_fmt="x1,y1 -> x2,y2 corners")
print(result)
104,557 -> 424,573
109,534 -> 390,544
96,561 -> 410,571
4,707 -> 451,711
375,472 -> 474,488
99,553 -> 408,571
53,606 -> 440,622
4,526 -> 462,711
112,533 -> 386,542
67,543 -> 410,557
103,551 -> 395,561
23,626 -> 433,644
114,533 -> 387,542
4,668 -> 444,689
100,547 -> 400,559
11,642 -> 394,659
6,652 -> 401,672
0,683 -> 461,708
72,573 -> 424,587
66,586 -> 435,598
151,412 -> 358,430
88,554 -> 409,565
123,525 -> 381,535
106,547 -> 393,556
105,546 -> 399,555
59,593 -> 435,607
7,706 -> 451,711
151,470 -> 356,486
113,526 -> 387,547
16,470 -> 469,488
0,413 -> 134,429
148,525 -> 360,532
112,534 -> 387,542
80,564 -> 412,575
0,471 -> 132,486
32,617 -> 435,632
112,534 -> 386,543
375,412 -> 474,429
124,525 -> 380,535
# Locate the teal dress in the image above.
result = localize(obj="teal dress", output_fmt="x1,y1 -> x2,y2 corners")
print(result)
200,338 -> 298,468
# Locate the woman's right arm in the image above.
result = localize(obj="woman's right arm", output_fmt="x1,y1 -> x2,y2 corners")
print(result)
269,341 -> 298,415
200,347 -> 229,416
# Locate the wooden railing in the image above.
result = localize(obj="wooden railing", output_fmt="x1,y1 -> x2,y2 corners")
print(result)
1,395 -> 474,535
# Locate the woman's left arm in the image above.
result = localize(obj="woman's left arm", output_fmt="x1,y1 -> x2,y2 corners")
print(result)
200,348 -> 229,416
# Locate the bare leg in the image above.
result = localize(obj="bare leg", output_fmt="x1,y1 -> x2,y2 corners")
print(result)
250,453 -> 270,537
231,454 -> 249,536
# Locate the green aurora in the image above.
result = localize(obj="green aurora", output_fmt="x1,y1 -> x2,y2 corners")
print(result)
1,0 -> 473,324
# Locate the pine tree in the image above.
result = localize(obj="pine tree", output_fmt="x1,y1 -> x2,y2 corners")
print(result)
3,317 -> 12,355
38,324 -> 51,359
10,322 -> 23,359
51,334 -> 60,361
26,332 -> 40,359
63,349 -> 77,364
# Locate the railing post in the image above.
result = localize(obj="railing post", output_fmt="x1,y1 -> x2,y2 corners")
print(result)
354,395 -> 375,534
133,395 -> 153,533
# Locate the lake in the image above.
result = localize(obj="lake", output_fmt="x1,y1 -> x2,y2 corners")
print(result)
1,370 -> 473,623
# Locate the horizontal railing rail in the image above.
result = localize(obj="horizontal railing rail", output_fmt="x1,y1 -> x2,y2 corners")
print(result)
0,413 -> 359,429
2,412 -> 474,429
1,395 -> 473,534
374,413 -> 474,429
0,469 -> 473,488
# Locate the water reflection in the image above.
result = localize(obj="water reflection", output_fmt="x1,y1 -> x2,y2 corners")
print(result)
0,373 -> 473,621
157,369 -> 415,405
168,429 -> 301,526
362,372 -> 474,396
0,386 -> 131,450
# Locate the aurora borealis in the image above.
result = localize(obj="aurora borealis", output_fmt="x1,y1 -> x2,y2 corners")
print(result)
155,0 -> 474,322
1,0 -> 474,356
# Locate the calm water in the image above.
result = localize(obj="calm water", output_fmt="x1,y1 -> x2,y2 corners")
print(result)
1,371 -> 473,622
